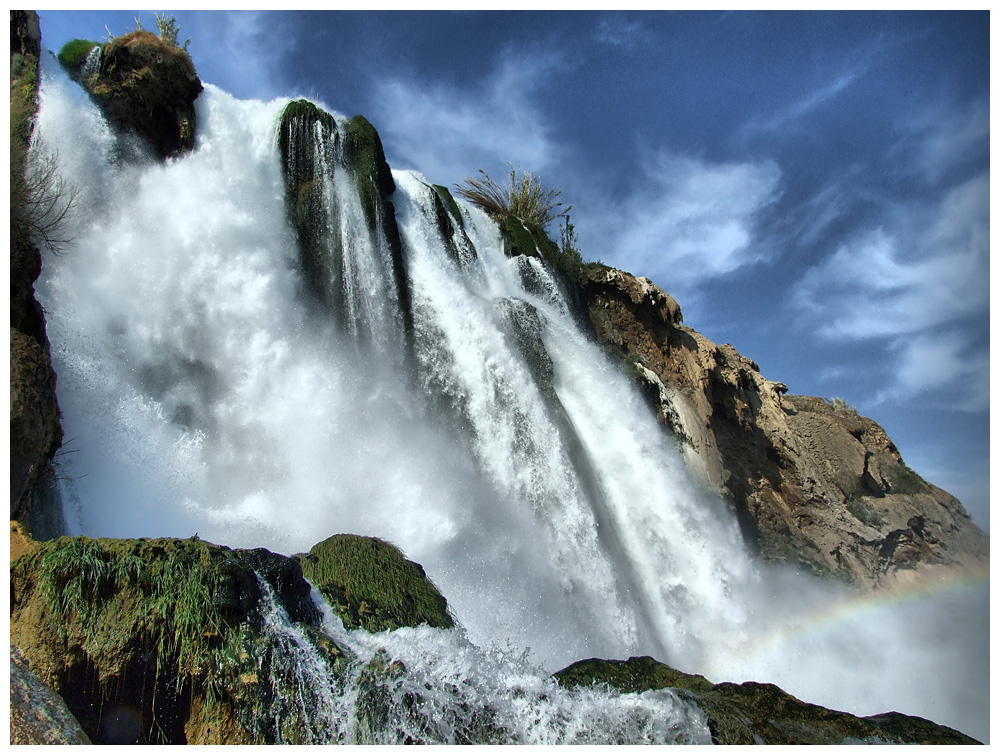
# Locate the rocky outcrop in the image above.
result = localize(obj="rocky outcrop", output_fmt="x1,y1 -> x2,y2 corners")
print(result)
554,656 -> 980,744
10,10 -> 63,532
296,534 -> 454,632
10,645 -> 91,745
58,30 -> 202,159
10,533 -> 347,744
575,265 -> 988,587
9,329 -> 62,523
277,101 -> 413,339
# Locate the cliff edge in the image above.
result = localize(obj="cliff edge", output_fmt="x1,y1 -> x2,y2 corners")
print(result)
575,264 -> 988,587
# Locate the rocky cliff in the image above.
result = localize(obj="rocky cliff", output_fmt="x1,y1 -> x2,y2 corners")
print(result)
574,264 -> 988,587
9,10 -> 63,534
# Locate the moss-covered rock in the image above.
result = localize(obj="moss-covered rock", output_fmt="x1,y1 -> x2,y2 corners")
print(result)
297,534 -> 453,632
342,114 -> 395,228
499,213 -> 539,259
56,38 -> 101,71
429,183 -> 477,266
59,30 -> 202,159
553,656 -> 979,745
277,102 -> 414,343
10,535 -> 349,744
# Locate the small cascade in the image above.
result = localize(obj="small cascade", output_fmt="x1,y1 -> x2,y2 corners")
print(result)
310,590 -> 713,745
81,45 -> 102,80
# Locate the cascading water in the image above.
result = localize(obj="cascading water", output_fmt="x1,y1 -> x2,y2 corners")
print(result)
32,59 -> 988,743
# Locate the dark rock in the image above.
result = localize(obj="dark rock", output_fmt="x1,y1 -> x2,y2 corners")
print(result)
10,328 -> 62,523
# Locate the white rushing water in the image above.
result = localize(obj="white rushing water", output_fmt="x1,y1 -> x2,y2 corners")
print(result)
32,63 -> 988,742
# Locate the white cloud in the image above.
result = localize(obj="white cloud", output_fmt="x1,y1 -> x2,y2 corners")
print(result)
795,172 -> 989,410
370,54 -> 561,188
608,153 -> 782,296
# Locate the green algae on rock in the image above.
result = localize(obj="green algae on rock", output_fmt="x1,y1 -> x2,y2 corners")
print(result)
297,534 -> 453,632
553,656 -> 980,745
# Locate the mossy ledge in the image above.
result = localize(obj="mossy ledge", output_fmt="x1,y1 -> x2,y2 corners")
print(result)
296,533 -> 454,632
10,534 -> 346,744
57,30 -> 202,159
553,656 -> 980,745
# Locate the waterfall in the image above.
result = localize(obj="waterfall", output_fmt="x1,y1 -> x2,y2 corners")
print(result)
32,60 -> 988,742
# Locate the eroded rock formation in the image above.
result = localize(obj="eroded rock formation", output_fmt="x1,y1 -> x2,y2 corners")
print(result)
575,265 -> 988,586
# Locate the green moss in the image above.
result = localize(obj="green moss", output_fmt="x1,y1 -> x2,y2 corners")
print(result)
553,656 -> 979,744
500,213 -> 539,258
57,39 -> 102,71
343,114 -> 395,228
882,463 -> 928,495
554,656 -> 714,695
845,497 -> 885,529
431,184 -> 465,230
298,534 -> 453,632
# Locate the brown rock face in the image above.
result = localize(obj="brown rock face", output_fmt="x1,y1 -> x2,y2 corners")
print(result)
576,265 -> 988,587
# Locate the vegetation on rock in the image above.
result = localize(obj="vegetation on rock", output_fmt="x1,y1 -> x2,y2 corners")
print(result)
297,534 -> 453,632
455,166 -> 570,228
55,38 -> 101,71
554,656 -> 980,744
10,534 -> 348,744
58,28 -> 202,158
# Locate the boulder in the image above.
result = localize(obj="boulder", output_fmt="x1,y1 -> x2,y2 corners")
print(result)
10,645 -> 91,745
296,533 -> 453,632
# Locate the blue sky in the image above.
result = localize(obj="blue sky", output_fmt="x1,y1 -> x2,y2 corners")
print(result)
35,10 -> 990,529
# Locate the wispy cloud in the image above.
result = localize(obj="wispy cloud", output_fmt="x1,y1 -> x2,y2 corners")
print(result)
594,14 -> 650,50
794,172 -> 988,410
185,11 -> 290,100
900,97 -> 989,185
743,67 -> 864,136
606,153 -> 782,299
370,53 -> 562,188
